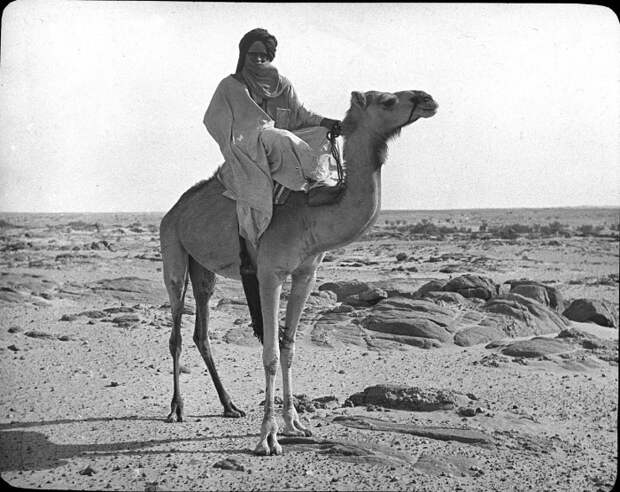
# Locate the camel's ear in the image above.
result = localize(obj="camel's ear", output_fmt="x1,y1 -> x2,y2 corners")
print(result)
351,91 -> 367,109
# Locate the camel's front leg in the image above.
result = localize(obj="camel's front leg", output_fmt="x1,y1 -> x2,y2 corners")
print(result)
254,270 -> 285,456
280,255 -> 322,437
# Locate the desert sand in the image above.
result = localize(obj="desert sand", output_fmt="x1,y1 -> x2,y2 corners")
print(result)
0,207 -> 618,491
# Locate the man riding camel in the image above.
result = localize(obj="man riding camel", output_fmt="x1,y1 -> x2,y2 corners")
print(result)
204,27 -> 342,247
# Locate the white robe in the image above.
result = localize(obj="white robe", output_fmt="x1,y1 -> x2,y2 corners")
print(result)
204,75 -> 327,246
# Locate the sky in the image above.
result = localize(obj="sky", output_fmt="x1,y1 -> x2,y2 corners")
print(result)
0,1 -> 619,212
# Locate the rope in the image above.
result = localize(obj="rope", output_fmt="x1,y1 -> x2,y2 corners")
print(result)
326,127 -> 345,186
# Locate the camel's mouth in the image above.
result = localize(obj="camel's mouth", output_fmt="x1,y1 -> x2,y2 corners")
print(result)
403,94 -> 438,125
417,100 -> 438,117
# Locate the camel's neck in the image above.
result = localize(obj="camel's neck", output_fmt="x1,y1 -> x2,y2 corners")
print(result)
310,128 -> 384,251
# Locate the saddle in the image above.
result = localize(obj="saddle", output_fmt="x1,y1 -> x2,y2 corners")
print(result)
273,131 -> 346,207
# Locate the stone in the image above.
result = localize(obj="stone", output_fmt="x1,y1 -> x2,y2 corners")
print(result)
453,323 -> 507,347
506,279 -> 565,311
422,291 -> 468,305
501,337 -> 572,358
362,298 -> 455,343
334,415 -> 493,445
414,280 -> 448,298
111,314 -> 141,326
213,458 -> 245,471
482,293 -> 569,337
318,280 -> 373,301
345,384 -> 457,411
342,287 -> 388,307
562,299 -> 618,328
24,330 -> 55,340
443,274 -> 498,300
304,290 -> 338,309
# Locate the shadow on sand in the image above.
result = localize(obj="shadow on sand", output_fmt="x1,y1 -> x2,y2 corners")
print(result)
0,414 -> 257,473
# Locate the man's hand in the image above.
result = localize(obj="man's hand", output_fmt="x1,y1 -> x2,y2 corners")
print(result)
320,118 -> 342,137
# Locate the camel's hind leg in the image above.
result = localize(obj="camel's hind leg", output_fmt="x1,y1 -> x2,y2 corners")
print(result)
188,256 -> 245,418
162,240 -> 189,423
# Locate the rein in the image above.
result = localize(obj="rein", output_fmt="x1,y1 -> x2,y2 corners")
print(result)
407,100 -> 419,125
326,129 -> 345,186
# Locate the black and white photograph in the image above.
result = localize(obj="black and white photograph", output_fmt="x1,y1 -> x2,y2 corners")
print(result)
0,2 -> 618,490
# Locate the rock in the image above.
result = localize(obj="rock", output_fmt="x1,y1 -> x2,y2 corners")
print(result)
7,344 -> 20,352
318,280 -> 375,301
367,332 -> 442,349
279,436 -> 415,467
311,395 -> 339,409
482,293 -> 569,337
362,298 -> 456,343
329,304 -> 355,314
60,314 -> 78,322
103,306 -> 136,314
456,407 -> 479,417
511,284 -> 549,305
24,330 -> 55,339
506,279 -> 565,311
7,326 -> 22,333
304,290 -> 338,309
453,322 -> 507,347
79,465 -> 98,476
562,299 -> 618,328
111,314 -> 141,326
501,337 -> 572,358
213,458 -> 245,471
422,291 -> 468,305
78,310 -> 108,319
443,274 -> 498,300
345,384 -> 457,411
342,287 -> 388,307
395,252 -> 408,261
413,453 -> 481,477
414,280 -> 448,298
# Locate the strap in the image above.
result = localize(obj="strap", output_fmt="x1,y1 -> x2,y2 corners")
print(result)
326,130 -> 345,186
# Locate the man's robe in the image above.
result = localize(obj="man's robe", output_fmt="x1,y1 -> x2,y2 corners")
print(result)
204,75 -> 327,246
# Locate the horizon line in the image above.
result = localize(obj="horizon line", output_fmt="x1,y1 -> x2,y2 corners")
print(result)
1,204 -> 619,215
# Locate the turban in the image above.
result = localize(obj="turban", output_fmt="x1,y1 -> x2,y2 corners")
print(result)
235,28 -> 278,74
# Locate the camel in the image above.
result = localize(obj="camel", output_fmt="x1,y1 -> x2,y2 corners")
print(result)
159,89 -> 438,455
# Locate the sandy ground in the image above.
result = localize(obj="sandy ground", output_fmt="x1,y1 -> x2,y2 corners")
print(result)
0,209 -> 617,491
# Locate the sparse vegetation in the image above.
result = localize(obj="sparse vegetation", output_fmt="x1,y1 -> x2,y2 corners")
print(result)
366,217 -> 617,241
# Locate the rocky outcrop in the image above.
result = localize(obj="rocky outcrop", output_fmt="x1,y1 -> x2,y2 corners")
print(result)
443,274 -> 498,300
563,299 -> 618,328
482,293 -> 569,337
361,298 -> 456,343
505,279 -> 565,312
345,384 -> 459,411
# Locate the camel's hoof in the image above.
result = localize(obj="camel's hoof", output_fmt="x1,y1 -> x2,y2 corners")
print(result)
268,435 -> 282,456
165,413 -> 183,423
253,440 -> 271,456
270,441 -> 282,456
281,427 -> 312,437
223,403 -> 246,418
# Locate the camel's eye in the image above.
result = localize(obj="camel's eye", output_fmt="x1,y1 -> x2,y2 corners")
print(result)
381,95 -> 398,109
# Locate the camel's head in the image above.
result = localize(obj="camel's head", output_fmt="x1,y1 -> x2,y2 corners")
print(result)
342,90 -> 438,139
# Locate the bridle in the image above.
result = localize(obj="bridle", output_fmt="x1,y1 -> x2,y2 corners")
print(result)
326,128 -> 345,187
406,99 -> 419,125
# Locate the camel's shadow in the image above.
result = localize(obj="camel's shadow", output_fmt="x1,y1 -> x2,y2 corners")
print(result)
0,415 -> 258,473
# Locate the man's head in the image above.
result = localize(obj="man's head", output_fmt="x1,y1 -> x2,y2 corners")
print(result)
236,28 -> 278,73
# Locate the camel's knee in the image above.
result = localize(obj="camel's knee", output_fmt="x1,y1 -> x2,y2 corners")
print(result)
192,331 -> 212,354
262,349 -> 280,376
280,345 -> 295,369
169,332 -> 182,356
